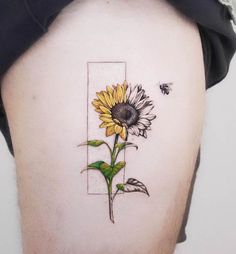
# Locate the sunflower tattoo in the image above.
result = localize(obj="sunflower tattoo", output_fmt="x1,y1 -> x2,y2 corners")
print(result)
79,81 -> 156,223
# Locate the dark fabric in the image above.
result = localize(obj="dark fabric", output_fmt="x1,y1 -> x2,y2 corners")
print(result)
0,0 -> 73,156
0,0 -> 235,245
0,0 -> 73,77
167,0 -> 236,89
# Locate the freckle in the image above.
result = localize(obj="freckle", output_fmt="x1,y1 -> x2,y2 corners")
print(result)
32,95 -> 36,100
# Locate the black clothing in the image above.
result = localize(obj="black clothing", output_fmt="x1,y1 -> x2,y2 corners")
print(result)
167,0 -> 236,89
0,0 -> 73,155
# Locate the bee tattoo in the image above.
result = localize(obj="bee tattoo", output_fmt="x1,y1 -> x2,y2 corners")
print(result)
159,83 -> 173,95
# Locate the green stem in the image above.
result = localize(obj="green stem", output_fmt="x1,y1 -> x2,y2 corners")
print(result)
111,134 -> 119,166
108,180 -> 114,223
114,147 -> 122,163
112,188 -> 119,201
107,134 -> 119,223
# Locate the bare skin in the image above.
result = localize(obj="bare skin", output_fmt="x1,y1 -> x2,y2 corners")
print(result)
1,0 -> 205,253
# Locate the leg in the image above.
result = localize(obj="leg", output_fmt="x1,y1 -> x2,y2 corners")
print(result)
1,0 -> 205,253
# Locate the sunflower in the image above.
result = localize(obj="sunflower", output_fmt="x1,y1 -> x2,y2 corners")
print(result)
92,81 -> 156,140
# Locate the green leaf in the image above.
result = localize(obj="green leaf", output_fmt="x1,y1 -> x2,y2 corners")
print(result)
86,161 -> 113,181
78,140 -> 106,147
87,161 -> 105,169
115,142 -> 138,152
116,183 -> 125,191
82,160 -> 126,181
111,161 -> 126,178
100,162 -> 113,179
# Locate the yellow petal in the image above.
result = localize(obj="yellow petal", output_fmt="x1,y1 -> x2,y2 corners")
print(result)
123,80 -> 128,89
95,108 -> 103,113
103,91 -> 112,108
99,105 -> 111,114
92,99 -> 102,108
106,85 -> 113,94
114,124 -> 123,134
100,113 -> 112,118
123,81 -> 128,103
117,84 -> 124,103
96,92 -> 108,107
109,93 -> 116,106
100,122 -> 115,128
119,127 -> 127,140
113,89 -> 118,104
99,116 -> 113,123
106,125 -> 115,137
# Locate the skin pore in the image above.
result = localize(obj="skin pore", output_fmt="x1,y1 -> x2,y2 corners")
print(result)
1,0 -> 205,253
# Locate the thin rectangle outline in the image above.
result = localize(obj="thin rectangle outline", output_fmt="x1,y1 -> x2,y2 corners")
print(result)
86,61 -> 127,195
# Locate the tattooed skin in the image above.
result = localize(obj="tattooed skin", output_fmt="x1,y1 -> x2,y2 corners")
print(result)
93,81 -> 156,139
78,80 -> 157,223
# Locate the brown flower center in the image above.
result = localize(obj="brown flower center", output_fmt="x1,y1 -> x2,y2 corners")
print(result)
111,103 -> 139,127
